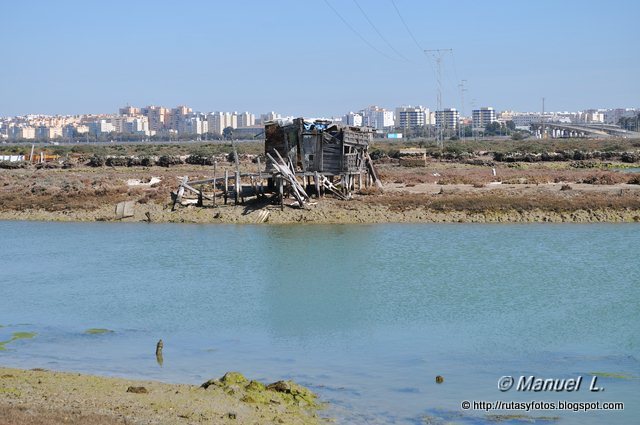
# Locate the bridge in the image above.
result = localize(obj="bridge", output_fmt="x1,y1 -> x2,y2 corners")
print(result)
536,122 -> 640,139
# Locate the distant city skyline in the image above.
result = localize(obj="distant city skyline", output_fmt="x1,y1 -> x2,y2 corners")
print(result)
1,0 -> 638,117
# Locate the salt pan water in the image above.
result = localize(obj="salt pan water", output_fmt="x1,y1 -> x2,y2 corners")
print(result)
1,221 -> 638,424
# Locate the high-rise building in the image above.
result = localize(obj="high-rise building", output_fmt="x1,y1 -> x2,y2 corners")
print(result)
395,106 -> 429,129
259,112 -> 281,124
142,106 -> 169,131
89,120 -> 116,135
236,112 -> 255,128
9,126 -> 36,140
119,106 -> 140,116
342,112 -> 363,127
360,106 -> 394,130
207,112 -> 237,135
36,126 -> 63,139
168,105 -> 192,131
472,107 -> 497,129
435,108 -> 459,130
125,117 -> 150,135
180,115 -> 207,135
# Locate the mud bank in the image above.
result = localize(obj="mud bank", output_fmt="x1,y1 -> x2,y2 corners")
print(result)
0,367 -> 322,425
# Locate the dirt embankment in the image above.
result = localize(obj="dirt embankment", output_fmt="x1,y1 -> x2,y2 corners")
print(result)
1,161 -> 640,224
0,367 -> 322,425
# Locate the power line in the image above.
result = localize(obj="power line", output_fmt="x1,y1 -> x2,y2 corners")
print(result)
323,0 -> 397,61
352,0 -> 411,62
390,0 -> 423,52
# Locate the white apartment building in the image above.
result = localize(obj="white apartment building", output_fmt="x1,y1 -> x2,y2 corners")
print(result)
603,108 -> 637,124
360,106 -> 394,130
435,108 -> 459,130
126,117 -> 150,135
36,126 -> 63,139
9,126 -> 36,140
90,120 -> 116,135
142,106 -> 169,131
207,112 -> 237,135
119,106 -> 140,116
472,107 -> 497,129
168,106 -> 192,131
579,110 -> 604,123
180,115 -> 207,135
395,106 -> 429,129
236,112 -> 255,128
257,112 -> 282,125
342,112 -> 363,127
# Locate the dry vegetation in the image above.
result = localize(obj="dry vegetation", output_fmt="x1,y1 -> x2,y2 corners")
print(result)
1,138 -> 639,222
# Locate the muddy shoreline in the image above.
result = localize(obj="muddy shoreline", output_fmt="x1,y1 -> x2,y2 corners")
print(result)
1,197 -> 639,225
0,367 -> 322,425
1,161 -> 640,225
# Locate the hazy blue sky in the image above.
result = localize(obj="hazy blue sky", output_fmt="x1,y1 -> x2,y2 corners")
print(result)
1,0 -> 638,117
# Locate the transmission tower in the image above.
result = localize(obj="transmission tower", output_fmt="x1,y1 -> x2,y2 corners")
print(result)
425,48 -> 453,147
458,79 -> 467,139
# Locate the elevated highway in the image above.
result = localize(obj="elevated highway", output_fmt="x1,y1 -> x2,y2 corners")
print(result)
540,122 -> 640,138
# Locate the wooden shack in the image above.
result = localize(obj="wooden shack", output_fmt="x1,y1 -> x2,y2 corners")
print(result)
265,118 -> 376,181
171,117 -> 381,212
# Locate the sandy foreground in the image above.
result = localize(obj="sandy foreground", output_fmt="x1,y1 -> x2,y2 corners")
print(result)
0,367 -> 323,425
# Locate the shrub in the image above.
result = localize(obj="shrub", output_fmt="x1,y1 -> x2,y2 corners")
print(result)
156,155 -> 183,167
106,156 -> 128,167
369,149 -> 386,160
0,161 -> 27,169
186,154 -> 214,165
88,155 -> 105,167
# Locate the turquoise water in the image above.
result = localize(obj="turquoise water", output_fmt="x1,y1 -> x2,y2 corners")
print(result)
613,167 -> 640,173
0,221 -> 638,424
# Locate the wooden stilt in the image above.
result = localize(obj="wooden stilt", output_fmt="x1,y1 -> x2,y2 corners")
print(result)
224,170 -> 228,205
213,161 -> 217,206
235,171 -> 241,204
279,176 -> 284,211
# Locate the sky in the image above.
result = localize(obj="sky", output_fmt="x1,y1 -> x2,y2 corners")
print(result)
1,0 -> 638,117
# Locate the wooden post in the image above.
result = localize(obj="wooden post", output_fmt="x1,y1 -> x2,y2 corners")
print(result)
279,176 -> 284,211
213,161 -> 217,206
197,185 -> 203,207
257,157 -> 263,198
358,172 -> 362,191
314,171 -> 320,198
224,170 -> 229,205
235,171 -> 241,204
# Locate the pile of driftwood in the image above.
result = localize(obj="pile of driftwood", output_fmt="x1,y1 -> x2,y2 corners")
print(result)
266,151 -> 309,208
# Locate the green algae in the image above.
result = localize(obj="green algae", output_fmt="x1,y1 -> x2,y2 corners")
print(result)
220,371 -> 248,385
590,371 -> 635,380
0,332 -> 37,351
84,328 -> 114,335
11,332 -> 36,340
201,372 -> 319,408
